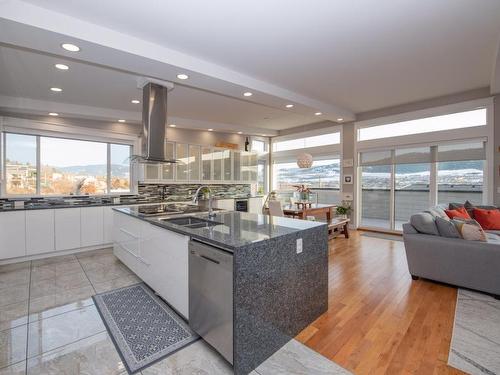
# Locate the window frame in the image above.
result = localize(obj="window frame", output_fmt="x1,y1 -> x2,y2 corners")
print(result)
1,129 -> 135,198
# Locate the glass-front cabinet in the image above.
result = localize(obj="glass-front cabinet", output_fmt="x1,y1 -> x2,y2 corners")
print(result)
140,142 -> 259,183
175,143 -> 189,181
188,145 -> 201,181
161,141 -> 175,180
201,147 -> 212,181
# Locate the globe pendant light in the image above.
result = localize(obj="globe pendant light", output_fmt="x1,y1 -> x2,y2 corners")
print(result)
297,153 -> 313,168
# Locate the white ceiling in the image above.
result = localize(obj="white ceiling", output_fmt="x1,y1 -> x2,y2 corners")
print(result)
0,0 -> 499,133
0,46 -> 312,132
19,0 -> 500,112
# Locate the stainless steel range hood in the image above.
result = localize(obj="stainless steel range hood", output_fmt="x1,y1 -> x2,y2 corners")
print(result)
131,80 -> 177,164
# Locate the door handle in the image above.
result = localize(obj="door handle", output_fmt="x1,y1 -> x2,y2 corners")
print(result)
200,254 -> 220,264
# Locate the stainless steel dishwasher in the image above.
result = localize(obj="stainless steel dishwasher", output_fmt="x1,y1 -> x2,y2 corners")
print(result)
189,240 -> 233,364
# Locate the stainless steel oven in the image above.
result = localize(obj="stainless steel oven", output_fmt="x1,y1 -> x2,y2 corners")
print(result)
234,199 -> 248,212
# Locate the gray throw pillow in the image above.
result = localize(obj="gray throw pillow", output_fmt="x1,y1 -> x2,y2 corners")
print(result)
435,217 -> 460,238
427,206 -> 449,220
410,212 -> 439,236
449,202 -> 464,210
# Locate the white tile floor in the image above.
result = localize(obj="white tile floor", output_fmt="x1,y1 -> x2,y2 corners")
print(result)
0,248 -> 350,375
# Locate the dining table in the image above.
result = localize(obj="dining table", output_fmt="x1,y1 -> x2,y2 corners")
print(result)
281,202 -> 337,221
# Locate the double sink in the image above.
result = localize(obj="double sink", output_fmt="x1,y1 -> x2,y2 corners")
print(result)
160,216 -> 221,229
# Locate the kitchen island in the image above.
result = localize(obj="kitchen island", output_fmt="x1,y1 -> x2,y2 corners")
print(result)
113,204 -> 329,375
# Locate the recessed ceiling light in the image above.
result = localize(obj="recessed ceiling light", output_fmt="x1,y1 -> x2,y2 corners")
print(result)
118,119 -> 126,123
337,118 -> 344,122
261,134 -> 267,137
54,64 -> 69,70
61,43 -> 80,52
285,104 -> 294,108
208,128 -> 214,132
169,124 -> 176,127
177,74 -> 189,80
50,87 -> 62,92
131,99 -> 140,104
243,92 -> 253,97
237,131 -> 243,134
48,112 -> 59,116
315,112 -> 322,116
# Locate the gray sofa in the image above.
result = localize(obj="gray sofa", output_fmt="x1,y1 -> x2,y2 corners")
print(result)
402,212 -> 500,299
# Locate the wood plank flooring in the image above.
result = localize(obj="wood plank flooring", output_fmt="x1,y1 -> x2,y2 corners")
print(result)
296,230 -> 466,375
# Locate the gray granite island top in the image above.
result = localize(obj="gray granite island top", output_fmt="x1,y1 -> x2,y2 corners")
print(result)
114,206 -> 327,251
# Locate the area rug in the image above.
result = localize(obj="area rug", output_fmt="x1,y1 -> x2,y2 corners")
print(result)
448,289 -> 500,375
360,232 -> 403,242
93,283 -> 198,374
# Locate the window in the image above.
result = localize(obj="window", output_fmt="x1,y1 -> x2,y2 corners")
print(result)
273,132 -> 340,152
5,133 -> 37,195
3,132 -> 132,196
257,160 -> 267,195
360,165 -> 391,229
110,144 -> 132,193
273,159 -> 340,191
251,140 -> 266,153
358,108 -> 487,141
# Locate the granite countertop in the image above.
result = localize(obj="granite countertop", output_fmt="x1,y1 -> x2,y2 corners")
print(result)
114,206 -> 326,251
0,194 -> 265,213
0,198 -> 162,212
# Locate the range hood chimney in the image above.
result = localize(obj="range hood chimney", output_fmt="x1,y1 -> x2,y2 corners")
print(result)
131,80 -> 176,164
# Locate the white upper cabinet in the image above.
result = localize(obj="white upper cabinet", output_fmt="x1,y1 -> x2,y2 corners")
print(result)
188,145 -> 201,182
201,147 -> 213,181
176,143 -> 189,181
223,150 -> 233,181
161,141 -> 175,181
139,141 -> 259,183
213,149 -> 223,181
81,207 -> 104,247
26,210 -> 55,255
0,211 -> 26,260
55,208 -> 81,251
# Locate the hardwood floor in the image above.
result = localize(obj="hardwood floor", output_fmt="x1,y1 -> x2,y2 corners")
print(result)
296,230 -> 467,375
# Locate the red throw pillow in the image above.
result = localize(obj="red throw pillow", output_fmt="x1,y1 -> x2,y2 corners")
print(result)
445,207 -> 471,220
473,208 -> 500,230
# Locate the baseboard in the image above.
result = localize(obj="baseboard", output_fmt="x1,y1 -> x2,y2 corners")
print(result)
0,243 -> 113,265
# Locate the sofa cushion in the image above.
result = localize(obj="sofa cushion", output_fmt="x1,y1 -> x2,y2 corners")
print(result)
473,208 -> 500,230
427,206 -> 450,221
410,213 -> 439,235
486,232 -> 500,244
464,200 -> 497,218
445,207 -> 471,220
435,217 -> 460,238
452,219 -> 487,242
485,229 -> 500,236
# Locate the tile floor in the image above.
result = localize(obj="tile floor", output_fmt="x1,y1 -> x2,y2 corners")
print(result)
0,248 -> 350,375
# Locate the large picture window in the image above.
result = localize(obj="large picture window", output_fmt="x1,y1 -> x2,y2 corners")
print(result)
3,132 -> 132,196
273,159 -> 340,191
358,108 -> 487,141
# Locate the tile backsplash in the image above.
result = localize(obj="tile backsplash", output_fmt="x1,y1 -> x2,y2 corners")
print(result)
138,183 -> 251,202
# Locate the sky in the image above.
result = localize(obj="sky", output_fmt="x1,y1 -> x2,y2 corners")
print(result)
6,133 -> 130,167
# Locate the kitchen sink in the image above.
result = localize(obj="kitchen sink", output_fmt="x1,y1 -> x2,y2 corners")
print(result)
160,217 -> 221,229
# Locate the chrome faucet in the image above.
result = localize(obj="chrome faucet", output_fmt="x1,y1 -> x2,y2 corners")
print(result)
192,185 -> 216,218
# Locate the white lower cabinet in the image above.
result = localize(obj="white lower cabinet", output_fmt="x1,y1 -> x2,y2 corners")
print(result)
249,197 -> 264,214
0,211 -> 26,260
214,199 -> 234,211
81,207 -> 104,247
26,210 -> 55,255
140,223 -> 190,318
112,211 -> 190,319
103,207 -> 115,243
55,208 -> 81,251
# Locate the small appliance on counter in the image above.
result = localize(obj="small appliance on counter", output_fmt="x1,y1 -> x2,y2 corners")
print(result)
234,199 -> 249,212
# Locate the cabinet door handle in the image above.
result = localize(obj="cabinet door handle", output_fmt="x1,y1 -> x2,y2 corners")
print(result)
120,244 -> 138,258
138,257 -> 151,266
119,228 -> 139,239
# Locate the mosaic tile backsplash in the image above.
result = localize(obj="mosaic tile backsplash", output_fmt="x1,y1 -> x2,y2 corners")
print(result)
138,183 -> 252,202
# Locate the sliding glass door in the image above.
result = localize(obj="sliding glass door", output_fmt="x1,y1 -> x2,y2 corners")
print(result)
358,142 -> 485,232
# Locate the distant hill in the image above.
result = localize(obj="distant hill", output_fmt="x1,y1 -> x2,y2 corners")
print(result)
364,161 -> 483,174
54,164 -> 129,177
